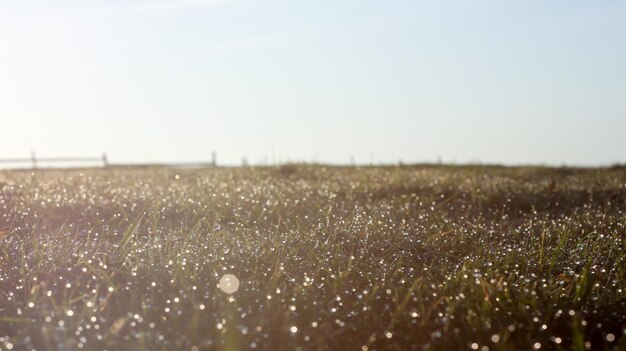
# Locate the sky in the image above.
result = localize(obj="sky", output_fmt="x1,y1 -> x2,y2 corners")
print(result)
1,0 -> 625,166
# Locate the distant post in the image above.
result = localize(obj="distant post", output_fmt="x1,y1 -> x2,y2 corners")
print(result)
31,150 -> 37,169
211,151 -> 217,167
102,153 -> 108,167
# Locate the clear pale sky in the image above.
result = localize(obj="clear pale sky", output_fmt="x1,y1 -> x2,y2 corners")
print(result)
1,0 -> 625,166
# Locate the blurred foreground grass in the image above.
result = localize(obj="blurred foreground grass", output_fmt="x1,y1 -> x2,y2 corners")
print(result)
0,165 -> 625,350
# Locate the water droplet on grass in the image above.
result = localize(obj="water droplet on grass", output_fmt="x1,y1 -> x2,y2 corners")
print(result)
218,274 -> 239,294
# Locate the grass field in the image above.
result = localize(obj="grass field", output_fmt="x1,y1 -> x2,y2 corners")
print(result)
0,165 -> 625,350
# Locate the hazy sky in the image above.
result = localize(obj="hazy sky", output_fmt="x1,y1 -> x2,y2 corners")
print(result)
1,0 -> 625,166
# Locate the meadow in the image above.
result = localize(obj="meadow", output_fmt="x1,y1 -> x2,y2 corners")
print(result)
0,165 -> 624,350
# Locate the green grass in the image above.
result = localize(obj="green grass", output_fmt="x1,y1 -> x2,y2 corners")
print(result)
0,165 -> 625,350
